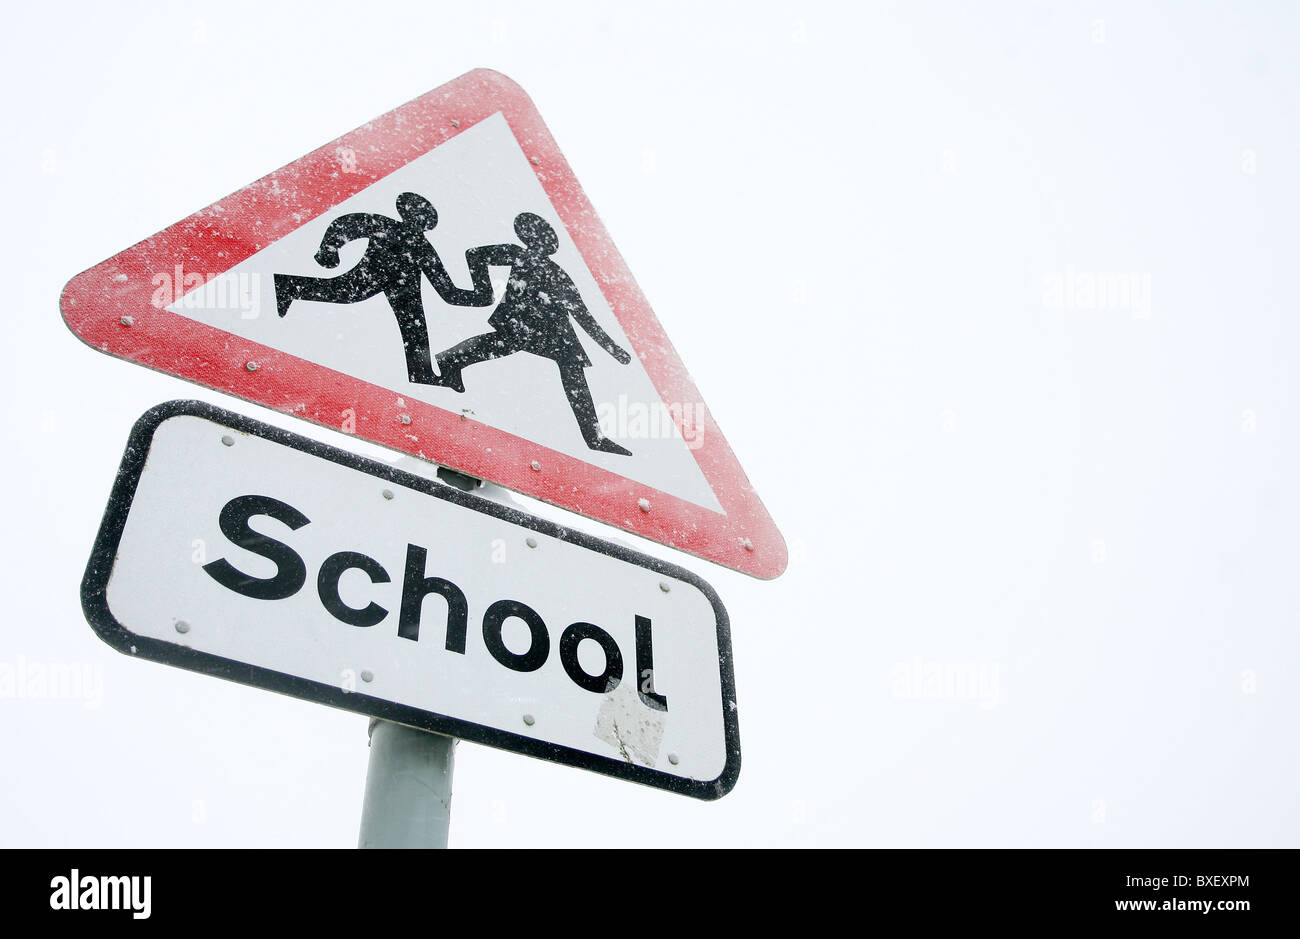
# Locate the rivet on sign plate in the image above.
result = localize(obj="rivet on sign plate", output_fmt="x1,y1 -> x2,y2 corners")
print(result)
399,414 -> 411,425
382,489 -> 394,501
529,156 -> 540,165
741,538 -> 755,552
361,670 -> 374,683
659,582 -> 671,593
526,537 -> 538,549
451,119 -> 461,128
668,753 -> 680,765
175,620 -> 191,634
221,435 -> 234,447
119,315 -> 134,326
522,714 -> 536,726
530,460 -> 541,471
245,361 -> 259,372
638,498 -> 651,513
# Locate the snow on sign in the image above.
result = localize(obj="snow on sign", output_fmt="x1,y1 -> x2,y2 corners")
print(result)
60,69 -> 786,579
82,401 -> 740,799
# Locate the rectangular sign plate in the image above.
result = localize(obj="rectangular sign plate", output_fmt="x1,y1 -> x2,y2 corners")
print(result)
82,401 -> 739,799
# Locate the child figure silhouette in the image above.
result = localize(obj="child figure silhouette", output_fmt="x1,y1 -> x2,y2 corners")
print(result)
431,212 -> 632,456
273,192 -> 491,384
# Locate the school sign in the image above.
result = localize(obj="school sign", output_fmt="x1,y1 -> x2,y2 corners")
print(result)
60,69 -> 786,580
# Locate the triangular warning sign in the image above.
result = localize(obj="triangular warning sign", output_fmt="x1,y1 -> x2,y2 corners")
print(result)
61,69 -> 786,578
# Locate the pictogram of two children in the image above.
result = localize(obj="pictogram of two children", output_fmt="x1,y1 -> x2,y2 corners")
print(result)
274,193 -> 632,456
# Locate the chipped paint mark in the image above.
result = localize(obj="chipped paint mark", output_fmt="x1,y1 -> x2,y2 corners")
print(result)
593,675 -> 666,767
611,720 -> 633,764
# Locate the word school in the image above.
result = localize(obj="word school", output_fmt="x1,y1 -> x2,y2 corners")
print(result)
201,494 -> 670,710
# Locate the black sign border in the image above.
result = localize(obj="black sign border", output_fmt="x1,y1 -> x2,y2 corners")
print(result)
81,399 -> 740,801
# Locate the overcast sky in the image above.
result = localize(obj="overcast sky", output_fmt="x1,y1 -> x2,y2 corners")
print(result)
3,0 -> 1298,847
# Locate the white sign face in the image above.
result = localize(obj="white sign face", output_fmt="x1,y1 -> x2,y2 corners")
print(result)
82,401 -> 739,799
165,113 -> 723,514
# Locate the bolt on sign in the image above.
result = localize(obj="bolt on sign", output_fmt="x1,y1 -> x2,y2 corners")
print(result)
81,401 -> 741,799
61,69 -> 786,579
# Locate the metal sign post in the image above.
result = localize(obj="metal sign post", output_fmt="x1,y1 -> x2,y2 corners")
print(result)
359,720 -> 455,849
358,466 -> 479,849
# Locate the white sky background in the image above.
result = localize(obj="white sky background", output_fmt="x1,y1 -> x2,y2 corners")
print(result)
3,1 -> 1299,847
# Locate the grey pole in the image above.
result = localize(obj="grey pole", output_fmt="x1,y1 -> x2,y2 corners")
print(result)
358,718 -> 456,848
355,463 -> 488,849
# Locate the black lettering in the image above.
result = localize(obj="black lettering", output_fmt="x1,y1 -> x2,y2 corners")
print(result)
202,495 -> 309,600
317,551 -> 390,627
398,545 -> 467,652
482,599 -> 548,672
559,622 -> 623,693
635,614 -> 668,711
